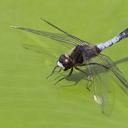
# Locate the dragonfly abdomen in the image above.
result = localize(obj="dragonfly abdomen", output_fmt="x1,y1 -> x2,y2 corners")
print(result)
97,28 -> 128,51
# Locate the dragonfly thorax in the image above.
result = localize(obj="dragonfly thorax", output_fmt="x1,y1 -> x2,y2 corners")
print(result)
57,54 -> 73,70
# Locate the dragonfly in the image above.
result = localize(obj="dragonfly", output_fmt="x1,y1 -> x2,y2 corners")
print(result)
11,19 -> 128,114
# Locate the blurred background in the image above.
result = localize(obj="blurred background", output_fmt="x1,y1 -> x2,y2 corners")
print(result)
1,0 -> 128,128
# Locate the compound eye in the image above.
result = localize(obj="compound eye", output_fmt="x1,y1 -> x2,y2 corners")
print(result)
64,58 -> 69,63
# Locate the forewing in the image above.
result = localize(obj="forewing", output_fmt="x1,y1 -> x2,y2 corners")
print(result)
11,26 -> 78,46
11,19 -> 90,47
41,19 -> 90,45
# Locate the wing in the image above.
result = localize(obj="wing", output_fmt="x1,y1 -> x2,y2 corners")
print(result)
40,19 -> 90,45
85,60 -> 114,115
11,26 -> 77,46
86,54 -> 128,114
112,56 -> 128,66
11,19 -> 90,46
99,54 -> 128,94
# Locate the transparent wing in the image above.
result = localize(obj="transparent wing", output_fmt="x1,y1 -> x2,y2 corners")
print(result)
99,54 -> 128,94
41,19 -> 90,45
71,56 -> 128,85
85,61 -> 114,115
112,56 -> 128,66
11,19 -> 90,46
85,54 -> 128,114
11,26 -> 77,46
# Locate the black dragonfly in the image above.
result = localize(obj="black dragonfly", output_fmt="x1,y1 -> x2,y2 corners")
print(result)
11,19 -> 128,114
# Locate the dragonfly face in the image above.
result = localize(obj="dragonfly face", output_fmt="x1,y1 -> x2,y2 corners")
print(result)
57,54 -> 74,71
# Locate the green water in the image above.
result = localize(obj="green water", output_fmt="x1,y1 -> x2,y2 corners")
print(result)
1,0 -> 128,127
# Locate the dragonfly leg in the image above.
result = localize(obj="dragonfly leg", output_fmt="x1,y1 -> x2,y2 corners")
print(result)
75,66 -> 93,81
75,66 -> 94,91
47,65 -> 59,79
55,68 -> 73,85
75,66 -> 88,75
69,67 -> 73,76
86,74 -> 95,91
86,80 -> 92,91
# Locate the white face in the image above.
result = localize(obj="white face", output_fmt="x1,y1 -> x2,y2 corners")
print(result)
57,61 -> 65,69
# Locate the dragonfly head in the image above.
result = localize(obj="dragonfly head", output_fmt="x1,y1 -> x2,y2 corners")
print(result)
57,54 -> 73,71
